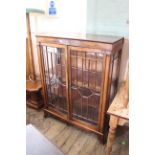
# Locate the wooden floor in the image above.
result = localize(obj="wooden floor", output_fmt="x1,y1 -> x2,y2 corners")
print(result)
26,107 -> 129,155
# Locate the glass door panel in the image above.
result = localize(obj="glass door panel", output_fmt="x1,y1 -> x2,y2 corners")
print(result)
69,47 -> 105,126
42,45 -> 67,115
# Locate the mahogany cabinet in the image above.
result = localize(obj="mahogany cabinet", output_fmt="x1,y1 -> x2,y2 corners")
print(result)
36,33 -> 124,139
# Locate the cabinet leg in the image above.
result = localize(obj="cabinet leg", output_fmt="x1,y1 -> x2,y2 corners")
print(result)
106,116 -> 118,154
44,111 -> 49,118
97,135 -> 104,144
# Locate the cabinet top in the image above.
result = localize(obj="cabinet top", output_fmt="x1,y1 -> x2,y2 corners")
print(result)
36,32 -> 124,44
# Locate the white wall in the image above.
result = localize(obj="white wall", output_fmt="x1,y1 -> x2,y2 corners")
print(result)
27,0 -> 87,34
26,0 -> 45,10
36,0 -> 87,34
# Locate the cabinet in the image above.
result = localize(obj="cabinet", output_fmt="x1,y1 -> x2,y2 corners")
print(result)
36,33 -> 124,139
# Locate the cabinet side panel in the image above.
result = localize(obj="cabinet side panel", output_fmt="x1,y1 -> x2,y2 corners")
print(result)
109,50 -> 122,104
98,55 -> 111,132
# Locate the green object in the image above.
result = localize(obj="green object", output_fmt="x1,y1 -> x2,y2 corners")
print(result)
26,8 -> 45,14
120,140 -> 126,145
86,0 -> 129,38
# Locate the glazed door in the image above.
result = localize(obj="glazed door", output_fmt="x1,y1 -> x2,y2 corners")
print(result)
68,46 -> 106,128
40,43 -> 68,116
